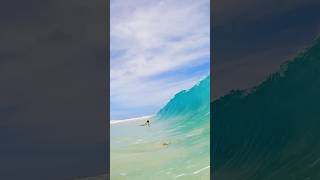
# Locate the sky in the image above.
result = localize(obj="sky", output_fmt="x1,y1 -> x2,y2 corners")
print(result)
110,0 -> 210,120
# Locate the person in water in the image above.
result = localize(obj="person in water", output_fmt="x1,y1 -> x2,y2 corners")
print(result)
144,120 -> 150,127
162,142 -> 170,146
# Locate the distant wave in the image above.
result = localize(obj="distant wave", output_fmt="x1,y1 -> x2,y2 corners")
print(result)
110,115 -> 153,125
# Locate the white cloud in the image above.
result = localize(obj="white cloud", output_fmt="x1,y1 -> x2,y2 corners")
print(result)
110,0 -> 210,119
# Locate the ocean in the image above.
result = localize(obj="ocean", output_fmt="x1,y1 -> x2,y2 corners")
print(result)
110,76 -> 210,180
212,37 -> 320,179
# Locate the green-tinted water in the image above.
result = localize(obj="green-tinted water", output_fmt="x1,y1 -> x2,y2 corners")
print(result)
212,37 -> 320,179
111,76 -> 210,180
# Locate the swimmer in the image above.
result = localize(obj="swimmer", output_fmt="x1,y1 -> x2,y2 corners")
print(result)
145,120 -> 150,127
140,120 -> 151,127
162,142 -> 170,146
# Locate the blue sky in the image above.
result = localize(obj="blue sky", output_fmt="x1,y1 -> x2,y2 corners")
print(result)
110,0 -> 210,120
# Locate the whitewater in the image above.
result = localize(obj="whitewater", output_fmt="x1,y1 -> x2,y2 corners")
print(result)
110,76 -> 210,180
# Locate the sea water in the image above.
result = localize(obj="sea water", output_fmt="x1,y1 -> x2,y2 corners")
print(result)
110,76 -> 210,180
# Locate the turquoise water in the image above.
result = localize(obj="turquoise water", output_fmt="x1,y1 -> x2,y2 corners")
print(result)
212,37 -> 320,179
111,76 -> 210,180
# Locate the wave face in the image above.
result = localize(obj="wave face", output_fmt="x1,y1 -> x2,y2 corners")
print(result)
157,75 -> 210,124
212,37 -> 320,180
110,76 -> 210,180
155,75 -> 210,178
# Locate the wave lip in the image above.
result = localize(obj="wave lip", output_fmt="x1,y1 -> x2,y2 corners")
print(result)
157,75 -> 210,120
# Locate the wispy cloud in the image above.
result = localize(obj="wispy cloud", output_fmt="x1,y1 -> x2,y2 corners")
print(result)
110,0 -> 210,119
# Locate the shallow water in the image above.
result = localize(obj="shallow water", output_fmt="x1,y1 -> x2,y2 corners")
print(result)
110,117 -> 209,180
